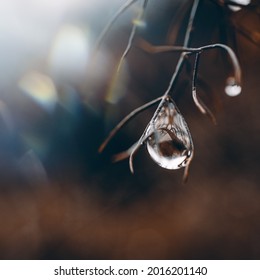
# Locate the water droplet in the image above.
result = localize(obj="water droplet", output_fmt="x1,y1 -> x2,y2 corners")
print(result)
228,0 -> 251,12
225,84 -> 242,97
146,97 -> 193,170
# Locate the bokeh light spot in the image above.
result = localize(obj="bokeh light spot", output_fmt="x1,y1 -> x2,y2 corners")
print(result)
19,71 -> 58,112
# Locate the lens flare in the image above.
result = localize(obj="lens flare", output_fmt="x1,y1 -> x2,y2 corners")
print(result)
19,71 -> 58,112
48,25 -> 89,83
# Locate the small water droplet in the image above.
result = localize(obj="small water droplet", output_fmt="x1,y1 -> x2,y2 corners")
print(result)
225,84 -> 242,97
228,0 -> 251,12
146,97 -> 193,170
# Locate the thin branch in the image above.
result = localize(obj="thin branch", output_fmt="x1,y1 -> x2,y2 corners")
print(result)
98,96 -> 162,153
137,38 -> 195,54
129,133 -> 151,173
116,0 -> 149,75
95,0 -> 138,51
163,0 -> 200,98
192,53 -> 204,113
183,154 -> 193,183
112,141 -> 138,162
140,39 -> 242,125
211,44 -> 241,85
138,41 -> 241,86
192,52 -> 217,124
129,141 -> 141,174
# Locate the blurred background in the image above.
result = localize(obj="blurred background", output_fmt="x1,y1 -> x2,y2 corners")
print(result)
0,0 -> 259,259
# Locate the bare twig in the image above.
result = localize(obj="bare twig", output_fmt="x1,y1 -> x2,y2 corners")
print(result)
112,141 -> 138,162
192,53 -> 217,124
95,0 -> 138,51
162,0 -> 201,98
183,153 -> 194,183
138,38 -> 195,54
139,41 -> 241,86
98,96 -> 162,153
116,0 -> 149,75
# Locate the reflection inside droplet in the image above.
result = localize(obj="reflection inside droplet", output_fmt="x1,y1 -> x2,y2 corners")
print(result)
225,84 -> 242,97
147,130 -> 190,169
146,97 -> 193,170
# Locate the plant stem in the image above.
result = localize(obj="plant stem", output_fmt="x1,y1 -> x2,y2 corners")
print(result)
95,0 -> 138,51
98,96 -> 162,153
163,0 -> 200,98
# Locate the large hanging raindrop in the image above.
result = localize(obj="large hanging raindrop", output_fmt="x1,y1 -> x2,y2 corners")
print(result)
145,96 -> 194,170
